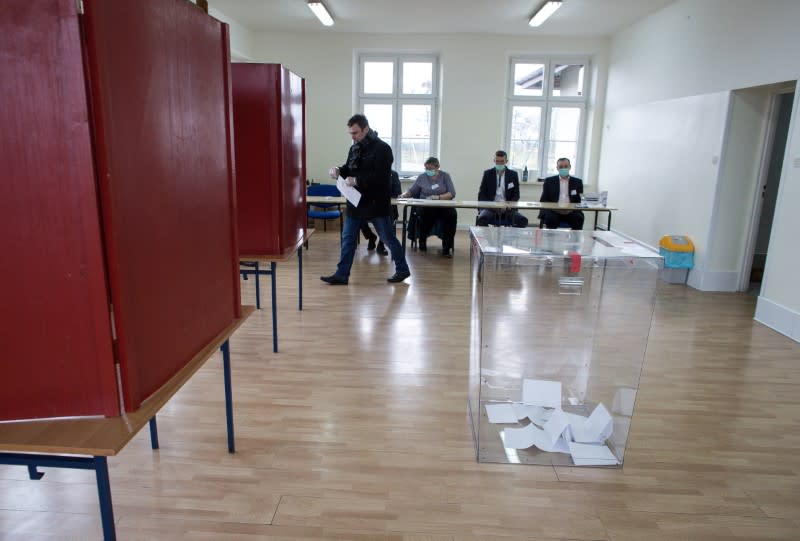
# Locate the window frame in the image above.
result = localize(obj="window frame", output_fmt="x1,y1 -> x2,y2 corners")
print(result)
357,53 -> 439,176
506,56 -> 589,178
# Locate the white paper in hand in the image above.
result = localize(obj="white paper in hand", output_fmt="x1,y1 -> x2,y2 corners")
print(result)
337,175 -> 361,206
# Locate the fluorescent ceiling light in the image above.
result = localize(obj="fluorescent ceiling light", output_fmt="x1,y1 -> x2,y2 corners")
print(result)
308,1 -> 334,26
529,0 -> 562,27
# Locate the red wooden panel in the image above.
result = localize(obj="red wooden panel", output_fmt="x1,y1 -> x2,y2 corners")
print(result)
0,0 -> 119,421
280,69 -> 307,251
232,64 -> 306,256
82,0 -> 240,410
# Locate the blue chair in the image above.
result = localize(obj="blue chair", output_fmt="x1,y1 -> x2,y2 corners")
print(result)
307,183 -> 343,233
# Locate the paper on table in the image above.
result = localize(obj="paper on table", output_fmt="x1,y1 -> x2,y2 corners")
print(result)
568,442 -> 619,466
502,423 -> 570,453
485,403 -> 518,424
522,379 -> 561,408
336,175 -> 362,206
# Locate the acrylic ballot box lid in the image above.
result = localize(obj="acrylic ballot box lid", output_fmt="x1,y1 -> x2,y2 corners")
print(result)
468,227 -> 661,467
469,226 -> 662,262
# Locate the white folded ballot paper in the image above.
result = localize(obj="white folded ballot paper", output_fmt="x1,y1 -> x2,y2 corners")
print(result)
502,423 -> 570,454
485,403 -> 518,424
336,175 -> 361,206
522,379 -> 561,408
567,442 -> 619,466
566,403 -> 613,444
492,378 -> 620,465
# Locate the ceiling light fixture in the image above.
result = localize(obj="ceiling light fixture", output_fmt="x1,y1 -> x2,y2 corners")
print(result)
307,1 -> 334,27
528,0 -> 562,27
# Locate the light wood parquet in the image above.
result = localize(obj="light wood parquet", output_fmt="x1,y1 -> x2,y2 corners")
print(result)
1,228 -> 799,540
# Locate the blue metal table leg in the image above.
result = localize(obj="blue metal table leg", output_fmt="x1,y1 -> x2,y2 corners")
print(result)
148,417 -> 159,450
220,339 -> 235,453
93,456 -> 116,541
271,261 -> 278,352
254,261 -> 261,310
298,247 -> 303,311
27,465 -> 44,480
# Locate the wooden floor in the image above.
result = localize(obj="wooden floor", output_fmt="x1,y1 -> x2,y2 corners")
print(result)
2,229 -> 799,540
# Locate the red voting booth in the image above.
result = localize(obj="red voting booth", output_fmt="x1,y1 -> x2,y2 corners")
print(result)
0,0 -> 241,422
232,63 -> 307,257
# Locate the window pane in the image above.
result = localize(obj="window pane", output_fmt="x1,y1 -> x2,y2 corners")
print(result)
363,103 -> 393,149
400,104 -> 431,172
513,63 -> 545,97
509,106 -> 542,176
363,61 -> 394,94
552,63 -> 585,97
546,107 -> 581,174
402,62 -> 433,95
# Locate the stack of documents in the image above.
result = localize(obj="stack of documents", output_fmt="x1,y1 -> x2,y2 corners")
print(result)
484,378 -> 619,466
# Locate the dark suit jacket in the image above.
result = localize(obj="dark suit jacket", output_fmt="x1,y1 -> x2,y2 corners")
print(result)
478,168 -> 521,202
539,175 -> 584,219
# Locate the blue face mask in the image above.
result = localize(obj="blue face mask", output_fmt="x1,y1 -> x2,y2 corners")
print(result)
495,164 -> 506,171
425,169 -> 436,177
558,167 -> 570,177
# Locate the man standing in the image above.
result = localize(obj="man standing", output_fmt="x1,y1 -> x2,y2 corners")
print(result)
320,114 -> 410,285
539,157 -> 584,230
476,150 -> 528,227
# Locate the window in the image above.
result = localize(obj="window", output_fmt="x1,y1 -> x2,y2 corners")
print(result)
506,57 -> 588,178
358,54 -> 439,175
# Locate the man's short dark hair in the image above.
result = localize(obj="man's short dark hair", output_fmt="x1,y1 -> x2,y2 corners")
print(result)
495,150 -> 507,159
424,156 -> 440,168
348,114 -> 369,129
557,157 -> 571,166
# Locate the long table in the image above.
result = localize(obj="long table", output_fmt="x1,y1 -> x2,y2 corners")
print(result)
305,195 -> 616,251
396,199 -> 616,250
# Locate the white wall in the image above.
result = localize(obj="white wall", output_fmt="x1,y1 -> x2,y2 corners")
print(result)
247,31 -> 609,211
597,91 -> 730,271
599,0 -> 800,340
208,6 -> 256,61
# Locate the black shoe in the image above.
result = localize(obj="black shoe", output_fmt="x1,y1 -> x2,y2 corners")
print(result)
387,270 -> 411,283
376,242 -> 388,256
418,241 -> 427,252
441,248 -> 452,258
320,274 -> 348,285
367,236 -> 377,250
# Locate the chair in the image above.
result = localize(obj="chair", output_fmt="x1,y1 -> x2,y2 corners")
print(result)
408,207 -> 446,251
307,183 -> 343,233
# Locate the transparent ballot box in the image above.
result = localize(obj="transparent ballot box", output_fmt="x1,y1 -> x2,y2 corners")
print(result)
468,227 -> 662,467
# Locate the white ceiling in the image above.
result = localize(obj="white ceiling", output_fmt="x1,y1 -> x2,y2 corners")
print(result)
209,0 -> 676,36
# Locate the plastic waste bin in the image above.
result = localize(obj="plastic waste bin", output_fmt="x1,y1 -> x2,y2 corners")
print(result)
658,235 -> 694,283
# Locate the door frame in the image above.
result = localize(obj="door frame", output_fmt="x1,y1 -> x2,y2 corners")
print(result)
737,87 -> 794,291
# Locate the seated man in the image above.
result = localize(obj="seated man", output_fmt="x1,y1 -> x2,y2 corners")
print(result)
360,169 -> 402,255
401,157 -> 457,257
476,150 -> 528,228
539,157 -> 584,230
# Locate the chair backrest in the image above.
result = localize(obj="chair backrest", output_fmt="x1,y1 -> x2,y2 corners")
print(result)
307,183 -> 341,208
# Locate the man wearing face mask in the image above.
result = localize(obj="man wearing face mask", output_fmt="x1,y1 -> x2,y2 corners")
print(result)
476,150 -> 528,227
321,114 -> 410,285
539,157 -> 584,230
400,156 -> 458,257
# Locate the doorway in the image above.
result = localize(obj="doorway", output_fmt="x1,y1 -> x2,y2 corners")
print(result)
741,88 -> 795,294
